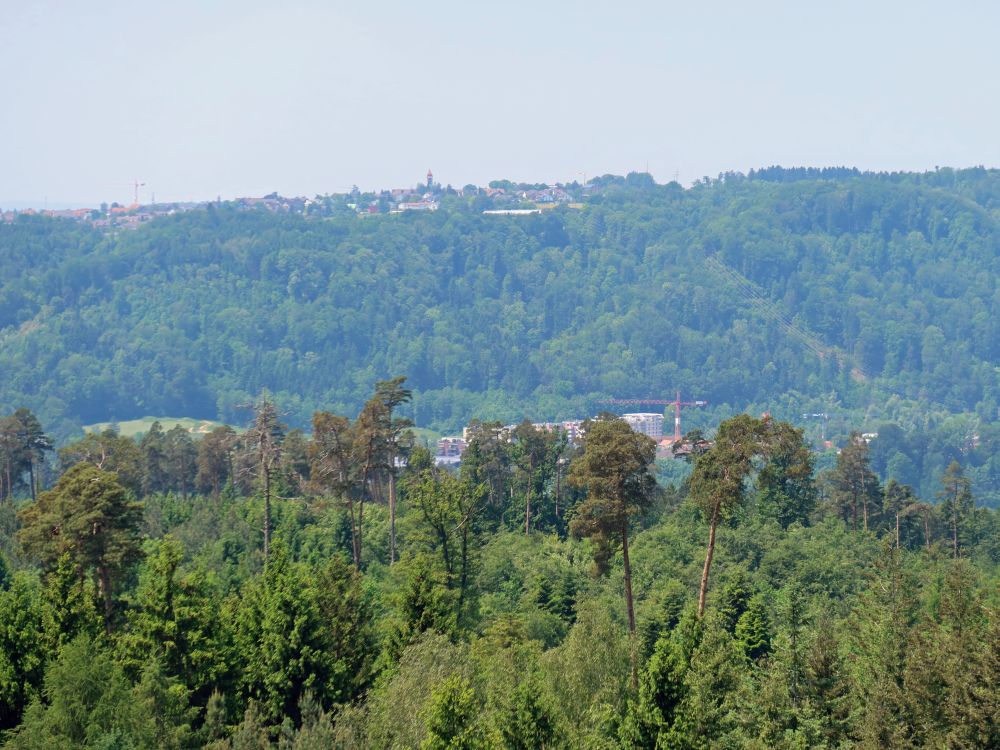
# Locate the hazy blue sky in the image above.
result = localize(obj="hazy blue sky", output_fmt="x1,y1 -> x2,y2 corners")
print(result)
3,0 -> 998,207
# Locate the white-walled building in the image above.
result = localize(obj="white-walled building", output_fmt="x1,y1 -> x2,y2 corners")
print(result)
623,413 -> 664,439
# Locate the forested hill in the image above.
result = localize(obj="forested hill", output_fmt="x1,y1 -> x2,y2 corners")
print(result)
2,168 -> 999,446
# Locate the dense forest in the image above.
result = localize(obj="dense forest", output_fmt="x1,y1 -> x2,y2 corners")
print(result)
2,168 -> 1000,503
0,388 -> 997,748
2,163 -> 999,742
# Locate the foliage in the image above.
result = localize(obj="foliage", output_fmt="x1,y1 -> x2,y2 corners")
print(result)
3,172 -> 1000,508
17,463 -> 143,630
0,388 -> 996,746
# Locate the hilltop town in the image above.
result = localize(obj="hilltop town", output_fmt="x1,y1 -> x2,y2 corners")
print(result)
1,169 -> 591,230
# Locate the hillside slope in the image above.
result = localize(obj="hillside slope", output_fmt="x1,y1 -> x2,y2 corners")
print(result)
1,168 -> 999,500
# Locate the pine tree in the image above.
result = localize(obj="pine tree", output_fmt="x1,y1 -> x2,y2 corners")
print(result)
689,415 -> 803,618
829,432 -> 881,533
163,425 -> 198,499
373,376 -> 413,565
937,460 -> 973,559
196,425 -> 237,497
309,411 -> 361,567
17,463 -> 143,632
568,417 -> 657,687
11,408 -> 51,503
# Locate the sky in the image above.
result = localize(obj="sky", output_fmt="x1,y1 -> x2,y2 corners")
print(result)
2,0 -> 999,207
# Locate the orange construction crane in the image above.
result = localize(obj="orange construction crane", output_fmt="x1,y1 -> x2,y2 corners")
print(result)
109,180 -> 146,207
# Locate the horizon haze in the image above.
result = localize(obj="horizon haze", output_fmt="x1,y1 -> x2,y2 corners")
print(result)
3,1 -> 1000,207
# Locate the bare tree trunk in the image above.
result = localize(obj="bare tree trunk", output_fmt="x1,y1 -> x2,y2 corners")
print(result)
622,520 -> 637,691
357,498 -> 364,568
895,511 -> 900,549
698,501 -> 721,618
554,461 -> 561,520
524,456 -> 533,534
28,457 -> 36,502
347,495 -> 361,569
458,523 -> 469,618
389,472 -> 397,565
97,566 -> 114,634
952,508 -> 959,559
860,474 -> 869,533
263,468 -> 271,561
372,473 -> 386,505
924,512 -> 931,551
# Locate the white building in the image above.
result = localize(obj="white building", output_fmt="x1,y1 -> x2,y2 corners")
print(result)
623,413 -> 664,439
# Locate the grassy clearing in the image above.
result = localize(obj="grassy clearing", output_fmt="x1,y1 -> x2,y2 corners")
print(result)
83,417 -> 437,444
83,416 -> 230,438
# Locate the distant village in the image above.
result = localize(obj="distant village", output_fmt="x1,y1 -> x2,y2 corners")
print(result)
435,412 -> 691,467
1,170 -> 590,230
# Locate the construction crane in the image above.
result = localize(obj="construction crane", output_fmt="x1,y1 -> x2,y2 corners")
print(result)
109,180 -> 146,206
600,391 -> 708,443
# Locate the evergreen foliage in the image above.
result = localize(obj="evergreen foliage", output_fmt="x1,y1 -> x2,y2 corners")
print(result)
0,381 -> 995,747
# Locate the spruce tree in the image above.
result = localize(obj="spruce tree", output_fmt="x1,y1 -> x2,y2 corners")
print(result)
421,675 -> 483,750
735,594 -> 772,662
0,573 -> 45,731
